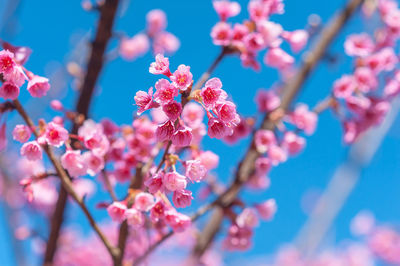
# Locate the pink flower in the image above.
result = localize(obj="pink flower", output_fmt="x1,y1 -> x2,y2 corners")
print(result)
255,157 -> 272,175
344,33 -> 374,57
156,120 -> 175,141
268,145 -> 287,165
171,126 -> 192,146
61,150 -> 88,177
5,65 -> 26,87
50,100 -> 63,111
1,42 -> 31,65
211,22 -> 232,46
248,0 -> 269,22
282,30 -> 308,52
354,67 -> 377,92
0,81 -> 19,100
213,0 -> 241,21
149,54 -> 171,76
343,120 -> 362,144
282,131 -> 305,155
244,32 -> 266,51
126,208 -> 145,228
83,151 -> 104,176
215,100 -> 240,124
163,171 -> 187,191
145,172 -> 164,194
162,101 -> 182,121
208,117 -> 233,139
255,129 -> 276,153
384,78 -> 400,98
333,75 -> 356,99
201,78 -> 227,109
153,32 -> 180,55
257,21 -> 283,47
185,160 -> 207,182
12,124 -> 31,143
231,23 -> 249,47
198,151 -> 219,170
44,122 -> 69,147
165,211 -> 191,232
154,79 -> 178,104
20,141 -> 42,161
182,102 -> 205,127
27,75 -> 50,97
150,200 -> 167,222
134,192 -> 155,211
290,104 -> 317,135
172,189 -> 193,208
223,224 -> 253,251
170,64 -> 193,91
365,48 -> 397,73
107,202 -> 127,222
346,96 -> 371,115
146,9 -> 167,36
0,50 -> 16,77
255,89 -> 280,112
236,208 -> 259,228
264,48 -> 294,71
134,87 -> 158,115
119,34 -> 150,61
255,199 -> 277,220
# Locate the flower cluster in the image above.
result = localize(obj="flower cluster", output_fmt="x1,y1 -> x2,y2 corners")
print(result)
332,0 -> 400,143
119,9 -> 180,61
211,0 -> 309,72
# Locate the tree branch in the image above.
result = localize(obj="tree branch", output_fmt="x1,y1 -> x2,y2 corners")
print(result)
192,0 -> 365,259
43,0 -> 120,264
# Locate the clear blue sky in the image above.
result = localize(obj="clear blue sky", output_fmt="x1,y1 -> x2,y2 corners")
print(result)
1,0 -> 400,265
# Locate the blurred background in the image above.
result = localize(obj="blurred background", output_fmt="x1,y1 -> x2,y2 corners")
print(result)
0,0 -> 399,265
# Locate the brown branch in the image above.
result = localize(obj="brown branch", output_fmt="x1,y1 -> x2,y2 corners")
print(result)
192,0 -> 365,259
43,0 -> 120,264
12,99 -> 120,263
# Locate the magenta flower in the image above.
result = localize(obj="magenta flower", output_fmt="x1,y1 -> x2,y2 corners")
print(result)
145,172 -> 164,194
134,192 -> 155,211
344,33 -> 374,57
211,22 -> 232,46
0,50 -> 16,77
12,124 -> 31,143
44,122 -> 69,147
20,141 -> 42,161
165,210 -> 191,232
333,75 -> 356,99
244,32 -> 266,52
282,30 -> 308,52
150,200 -> 167,222
255,199 -> 277,220
27,75 -> 50,97
282,131 -> 305,155
223,224 -> 253,251
162,100 -> 182,121
134,87 -> 159,115
213,0 -> 241,21
236,208 -> 259,228
185,160 -> 207,182
156,120 -> 175,141
61,150 -> 88,177
255,157 -> 272,175
215,100 -> 240,125
208,117 -> 233,139
198,150 -> 219,170
170,64 -> 193,91
248,0 -> 269,22
0,81 -> 19,100
290,104 -> 317,135
154,79 -> 178,104
149,54 -> 171,76
153,32 -> 180,55
146,9 -> 167,36
182,102 -> 205,127
354,67 -> 377,93
83,151 -> 104,176
107,202 -> 127,222
171,126 -> 192,146
264,47 -> 294,71
255,89 -> 281,112
201,77 -> 227,109
257,21 -> 283,47
172,189 -> 193,208
255,129 -> 276,153
231,23 -> 249,47
119,34 -> 150,61
126,208 -> 145,228
163,171 -> 187,191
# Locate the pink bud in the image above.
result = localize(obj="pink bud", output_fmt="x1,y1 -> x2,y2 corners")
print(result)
27,75 -> 50,97
50,100 -> 64,111
255,129 -> 276,153
282,131 -> 305,155
213,0 -> 241,21
163,171 -> 187,191
211,22 -> 232,46
172,189 -> 193,208
165,211 -> 191,232
255,199 -> 277,221
107,202 -> 127,222
156,120 -> 175,142
236,208 -> 259,228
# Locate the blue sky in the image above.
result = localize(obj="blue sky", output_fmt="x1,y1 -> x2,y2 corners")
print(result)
1,0 -> 400,265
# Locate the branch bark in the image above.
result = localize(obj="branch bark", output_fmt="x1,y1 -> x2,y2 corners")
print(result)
43,0 -> 120,264
192,0 -> 365,259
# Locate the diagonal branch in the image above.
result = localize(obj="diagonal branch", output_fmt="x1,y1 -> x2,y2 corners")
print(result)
192,0 -> 365,259
43,0 -> 120,264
